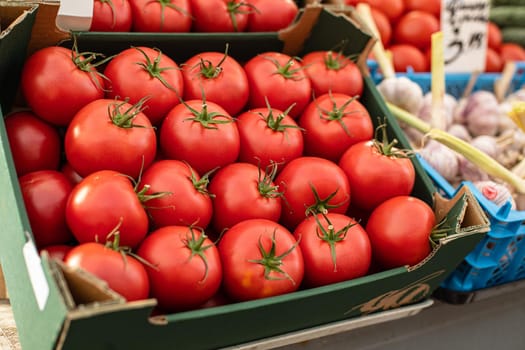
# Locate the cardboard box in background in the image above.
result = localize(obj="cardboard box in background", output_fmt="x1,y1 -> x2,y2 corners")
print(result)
0,3 -> 490,350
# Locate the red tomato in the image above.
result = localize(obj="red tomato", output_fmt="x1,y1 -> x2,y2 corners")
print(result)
338,138 -> 416,212
64,98 -> 157,179
236,106 -> 304,170
209,162 -> 282,232
370,8 -> 392,47
276,156 -> 351,230
298,92 -> 374,162
485,47 -> 503,73
190,0 -> 251,32
137,225 -> 222,311
129,0 -> 192,32
20,46 -> 105,126
39,244 -> 73,261
159,99 -> 240,175
5,110 -> 61,177
19,170 -> 74,248
394,11 -> 439,50
389,44 -> 428,72
487,21 -> 503,51
244,51 -> 312,118
138,160 -> 213,229
65,242 -> 150,301
218,219 -> 303,301
90,0 -> 133,31
181,51 -> 249,116
365,195 -> 435,269
367,0 -> 405,22
301,51 -> 364,98
293,213 -> 371,287
500,43 -> 525,63
104,46 -> 184,125
65,170 -> 149,249
403,0 -> 441,17
247,0 -> 298,32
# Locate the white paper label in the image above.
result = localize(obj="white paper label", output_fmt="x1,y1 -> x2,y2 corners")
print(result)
22,234 -> 49,311
56,0 -> 94,32
441,0 -> 490,73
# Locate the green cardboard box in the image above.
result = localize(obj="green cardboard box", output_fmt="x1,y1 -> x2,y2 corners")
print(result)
0,3 -> 490,350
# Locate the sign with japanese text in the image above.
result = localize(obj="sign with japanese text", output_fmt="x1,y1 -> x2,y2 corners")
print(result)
441,0 -> 490,72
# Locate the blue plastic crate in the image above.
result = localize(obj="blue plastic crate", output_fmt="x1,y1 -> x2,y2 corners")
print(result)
417,155 -> 525,292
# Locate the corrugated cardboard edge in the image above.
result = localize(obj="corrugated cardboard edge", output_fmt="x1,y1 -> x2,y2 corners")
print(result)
0,2 -> 38,39
0,264 -> 7,299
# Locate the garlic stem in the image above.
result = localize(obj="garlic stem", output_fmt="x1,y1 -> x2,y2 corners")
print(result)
387,102 -> 525,194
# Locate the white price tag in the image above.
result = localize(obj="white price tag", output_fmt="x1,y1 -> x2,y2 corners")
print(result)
22,233 -> 49,311
441,0 -> 490,73
56,0 -> 94,32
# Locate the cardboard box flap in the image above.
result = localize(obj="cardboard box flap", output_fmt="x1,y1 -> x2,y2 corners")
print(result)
0,2 -> 37,38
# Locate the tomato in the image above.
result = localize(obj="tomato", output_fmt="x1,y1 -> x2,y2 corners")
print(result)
403,0 -> 441,17
20,46 -> 105,126
389,44 -> 428,72
301,51 -> 363,98
181,50 -> 249,116
298,92 -> 374,162
137,225 -> 222,311
370,8 -> 392,47
487,21 -> 503,51
244,51 -> 312,118
365,195 -> 435,269
276,156 -> 351,230
65,242 -> 150,301
138,159 -> 213,229
218,219 -> 303,301
65,170 -> 149,249
209,162 -> 282,232
90,0 -> 133,32
19,170 -> 74,249
500,43 -> 525,63
485,47 -> 503,73
293,213 -> 371,287
129,0 -> 192,32
104,46 -> 184,125
190,0 -> 251,32
247,0 -> 298,32
159,99 -> 240,175
64,98 -> 157,179
394,11 -> 439,50
5,110 -> 61,177
338,136 -> 416,212
39,244 -> 73,261
366,0 -> 405,22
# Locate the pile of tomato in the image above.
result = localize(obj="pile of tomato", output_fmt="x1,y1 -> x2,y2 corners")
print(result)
6,39 -> 438,314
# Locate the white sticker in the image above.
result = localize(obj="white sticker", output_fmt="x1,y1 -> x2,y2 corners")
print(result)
441,0 -> 490,73
22,233 -> 49,311
56,0 -> 94,32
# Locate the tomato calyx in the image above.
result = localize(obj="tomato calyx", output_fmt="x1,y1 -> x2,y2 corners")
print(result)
187,164 -> 216,197
316,92 -> 361,137
182,99 -> 234,129
313,213 -> 356,271
257,162 -> 284,199
182,225 -> 214,282
156,0 -> 191,29
70,35 -> 113,91
258,100 -> 303,134
372,121 -> 413,159
191,44 -> 231,79
248,230 -> 300,285
133,46 -> 181,92
264,55 -> 305,81
226,1 -> 258,31
99,0 -> 117,28
323,51 -> 352,71
304,183 -> 348,217
107,98 -> 152,129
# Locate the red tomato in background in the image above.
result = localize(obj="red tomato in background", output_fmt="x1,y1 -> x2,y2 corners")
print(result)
298,92 -> 374,162
366,0 -> 405,22
159,99 -> 240,175
65,170 -> 149,249
129,0 -> 192,32
301,51 -> 364,98
293,213 -> 371,287
389,44 -> 428,72
137,225 -> 222,311
370,8 -> 392,47
190,0 -> 251,32
19,170 -> 74,248
64,98 -> 157,179
5,110 -> 61,177
65,242 -> 150,301
39,244 -> 73,261
20,46 -> 105,126
276,157 -> 351,230
485,47 -> 503,73
244,51 -> 312,118
366,196 -> 435,269
181,51 -> 249,116
487,21 -> 503,51
394,11 -> 439,50
500,43 -> 525,62
138,159 -> 213,229
104,46 -> 184,125
403,0 -> 441,17
338,139 -> 415,212
218,219 -> 303,301
90,0 -> 132,31
247,0 -> 298,32
236,106 -> 304,171
209,162 -> 282,233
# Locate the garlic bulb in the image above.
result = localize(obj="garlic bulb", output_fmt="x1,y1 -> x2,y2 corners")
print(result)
470,135 -> 499,159
473,180 -> 516,208
453,91 -> 500,137
458,155 -> 491,182
377,76 -> 424,115
447,123 -> 472,142
418,140 -> 459,182
417,92 -> 457,130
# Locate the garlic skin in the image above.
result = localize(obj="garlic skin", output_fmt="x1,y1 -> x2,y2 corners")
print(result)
458,155 -> 491,182
418,140 -> 459,182
473,180 -> 516,209
454,91 -> 500,137
417,92 -> 457,130
377,76 -> 424,115
447,123 -> 472,142
470,135 -> 499,159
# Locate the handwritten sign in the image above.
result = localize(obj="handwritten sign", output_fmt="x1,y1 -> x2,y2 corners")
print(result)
441,0 -> 490,73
